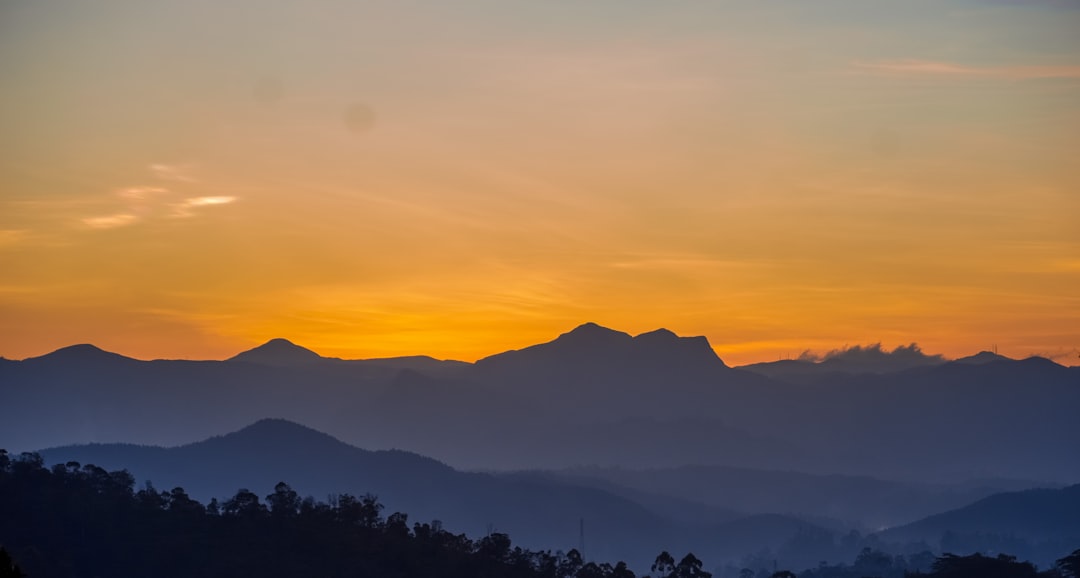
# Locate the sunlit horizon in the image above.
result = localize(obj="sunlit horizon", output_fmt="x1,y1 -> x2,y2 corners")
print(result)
3,0 -> 1078,369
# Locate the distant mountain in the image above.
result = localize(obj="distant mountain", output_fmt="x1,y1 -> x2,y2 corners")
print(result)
36,419 -> 828,570
739,343 -> 948,383
471,323 -> 771,422
4,323 -> 1080,483
477,323 -> 727,373
953,351 -> 1012,365
228,338 -> 327,366
550,465 -> 1048,530
23,343 -> 138,367
881,484 -> 1080,541
877,484 -> 1080,567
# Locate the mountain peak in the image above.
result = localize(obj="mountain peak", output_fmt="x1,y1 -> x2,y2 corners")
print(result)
954,351 -> 1013,365
477,323 -> 726,372
29,343 -> 134,364
547,322 -> 634,350
228,338 -> 324,366
564,322 -> 630,338
634,328 -> 678,341
634,328 -> 724,366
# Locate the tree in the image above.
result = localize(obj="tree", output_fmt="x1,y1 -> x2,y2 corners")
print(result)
167,487 -> 205,517
558,549 -> 584,578
0,548 -> 25,578
611,561 -> 636,578
652,551 -> 676,578
1058,549 -> 1080,578
222,488 -> 267,518
266,481 -> 301,517
673,553 -> 711,578
336,493 -> 382,528
928,553 -> 1037,578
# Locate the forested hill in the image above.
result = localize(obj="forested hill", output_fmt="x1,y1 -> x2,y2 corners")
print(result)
0,448 -> 649,578
2,449 -> 1078,578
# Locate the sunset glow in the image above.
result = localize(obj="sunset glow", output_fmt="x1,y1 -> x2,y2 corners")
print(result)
2,1 -> 1078,365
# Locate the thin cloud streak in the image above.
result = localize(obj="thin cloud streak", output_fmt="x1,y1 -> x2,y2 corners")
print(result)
853,59 -> 1080,79
82,214 -> 139,229
149,164 -> 199,183
172,196 -> 237,217
117,187 -> 168,200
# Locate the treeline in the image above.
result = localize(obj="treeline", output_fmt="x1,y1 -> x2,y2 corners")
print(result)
791,547 -> 1080,578
1,449 -> 1076,578
0,450 -> 668,578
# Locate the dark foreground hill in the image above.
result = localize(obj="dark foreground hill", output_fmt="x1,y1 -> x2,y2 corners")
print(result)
38,419 -> 666,567
1,448 -> 642,578
38,419 -> 832,570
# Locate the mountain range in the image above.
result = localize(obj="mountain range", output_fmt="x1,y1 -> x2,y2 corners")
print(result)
33,418 -> 1080,571
4,323 -> 1078,483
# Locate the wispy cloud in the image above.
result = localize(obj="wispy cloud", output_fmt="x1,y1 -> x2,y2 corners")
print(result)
117,186 -> 168,200
172,196 -> 237,217
853,59 -> 1080,80
149,163 -> 199,183
78,163 -> 236,228
82,214 -> 139,229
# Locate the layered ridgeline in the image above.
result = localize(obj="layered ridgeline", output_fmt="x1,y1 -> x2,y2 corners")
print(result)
33,420 -> 1080,571
7,443 -> 1079,577
3,323 -> 1078,483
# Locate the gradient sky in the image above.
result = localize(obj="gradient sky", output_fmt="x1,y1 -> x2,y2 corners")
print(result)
2,0 -> 1079,365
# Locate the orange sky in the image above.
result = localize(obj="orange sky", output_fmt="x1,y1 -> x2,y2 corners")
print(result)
2,1 -> 1079,366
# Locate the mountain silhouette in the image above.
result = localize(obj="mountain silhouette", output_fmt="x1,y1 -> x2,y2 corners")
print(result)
478,322 -> 725,370
472,322 -> 752,422
551,464 -> 1048,530
228,338 -> 326,366
878,484 -> 1080,566
25,343 -> 137,366
953,351 -> 1013,365
4,323 -> 1079,482
37,418 -> 764,569
740,343 -> 948,383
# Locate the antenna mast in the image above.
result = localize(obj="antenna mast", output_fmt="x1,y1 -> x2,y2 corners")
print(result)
579,518 -> 585,561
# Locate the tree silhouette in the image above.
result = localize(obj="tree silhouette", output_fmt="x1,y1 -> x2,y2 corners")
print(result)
673,553 -> 711,578
928,553 -> 1038,578
222,488 -> 268,518
266,481 -> 301,517
1059,549 -> 1080,578
0,548 -> 25,578
652,551 -> 676,578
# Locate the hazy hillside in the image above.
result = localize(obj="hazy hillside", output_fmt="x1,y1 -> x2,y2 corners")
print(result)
550,465 -> 1047,530
877,484 -> 1080,568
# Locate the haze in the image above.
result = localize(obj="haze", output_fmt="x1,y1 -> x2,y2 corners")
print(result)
2,0 -> 1079,365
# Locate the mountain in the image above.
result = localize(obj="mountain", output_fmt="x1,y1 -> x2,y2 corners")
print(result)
878,484 -> 1080,567
471,323 -> 771,422
476,323 -> 726,374
228,338 -> 327,366
550,465 -> 1049,530
23,343 -> 137,367
953,351 -> 1013,365
739,343 -> 948,383
35,419 -> 829,570
4,323 -> 1080,482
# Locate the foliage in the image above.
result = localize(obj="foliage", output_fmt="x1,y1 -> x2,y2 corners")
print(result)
0,449 -> 713,578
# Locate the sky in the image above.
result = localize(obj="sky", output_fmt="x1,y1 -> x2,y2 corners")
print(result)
1,0 -> 1079,365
